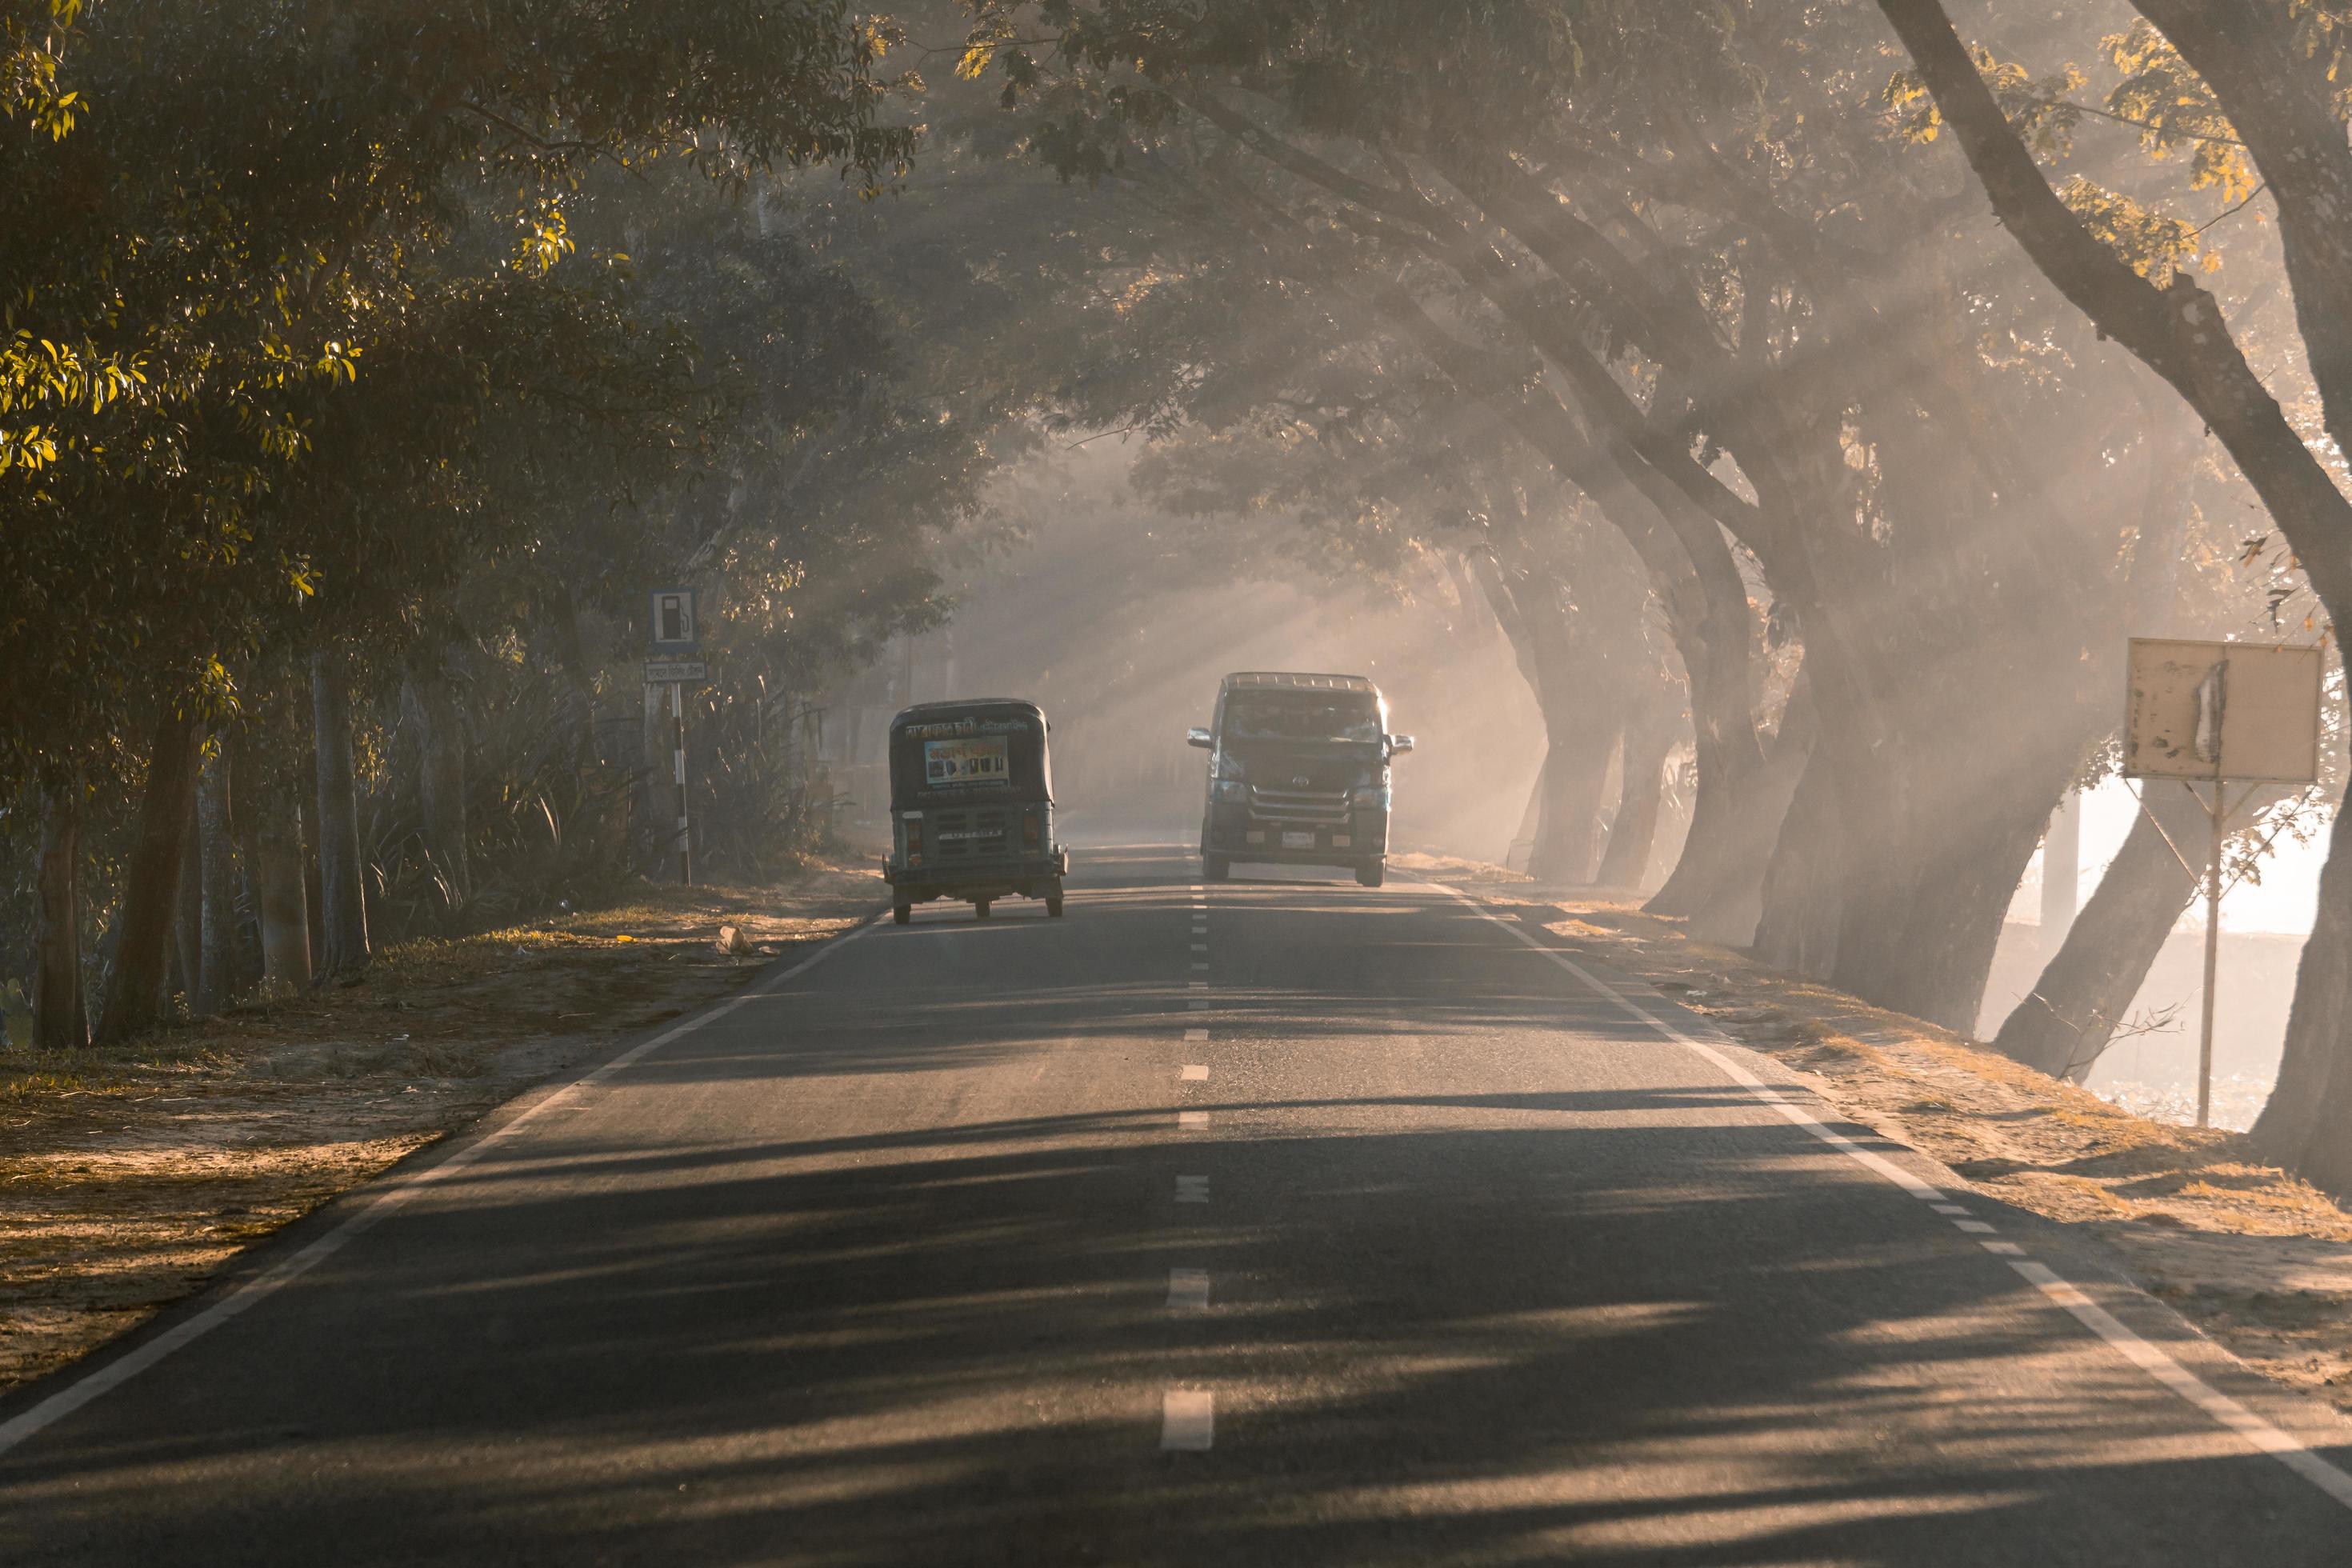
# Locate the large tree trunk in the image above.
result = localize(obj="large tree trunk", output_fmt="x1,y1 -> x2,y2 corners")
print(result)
96,707 -> 206,1045
170,794 -> 201,1006
194,746 -> 237,1015
1529,712 -> 1617,884
255,802 -> 313,989
1597,709 -> 1676,890
1676,676 -> 1816,946
34,775 -> 87,1050
312,650 -> 370,978
401,662 -> 470,911
1994,785 -> 2210,1081
2254,817 -> 2352,1186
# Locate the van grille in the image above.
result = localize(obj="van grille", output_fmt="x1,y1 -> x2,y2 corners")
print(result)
1248,786 -> 1351,826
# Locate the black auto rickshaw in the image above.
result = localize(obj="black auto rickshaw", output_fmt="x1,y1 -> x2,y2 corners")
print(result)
882,698 -> 1069,923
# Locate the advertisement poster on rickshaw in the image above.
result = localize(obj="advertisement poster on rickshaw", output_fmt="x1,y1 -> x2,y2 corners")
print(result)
924,735 -> 1010,788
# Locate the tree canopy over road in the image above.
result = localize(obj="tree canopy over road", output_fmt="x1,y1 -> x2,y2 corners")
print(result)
6,1 -> 2352,1194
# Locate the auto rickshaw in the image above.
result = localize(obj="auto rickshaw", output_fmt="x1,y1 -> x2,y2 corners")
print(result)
882,698 -> 1069,923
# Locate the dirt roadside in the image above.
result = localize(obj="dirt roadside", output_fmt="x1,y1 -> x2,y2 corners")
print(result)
1398,856 -> 2352,1422
0,864 -> 882,1395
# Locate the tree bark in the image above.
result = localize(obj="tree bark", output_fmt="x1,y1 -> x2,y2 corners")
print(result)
34,775 -> 87,1050
1994,786 -> 2210,1081
170,792 -> 201,1006
1598,709 -> 1676,890
2256,829 -> 2352,1190
401,662 -> 470,911
255,802 -> 313,989
96,707 -> 205,1045
194,745 -> 236,1015
1530,714 -> 1617,885
311,650 -> 370,978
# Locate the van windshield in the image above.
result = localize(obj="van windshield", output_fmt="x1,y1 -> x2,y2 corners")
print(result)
1223,694 -> 1382,745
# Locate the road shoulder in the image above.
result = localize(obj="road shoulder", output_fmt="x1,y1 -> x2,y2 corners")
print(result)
1422,868 -> 2352,1428
0,866 -> 882,1396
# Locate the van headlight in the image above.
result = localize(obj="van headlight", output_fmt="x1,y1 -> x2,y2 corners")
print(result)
1210,778 -> 1248,803
1353,785 -> 1391,810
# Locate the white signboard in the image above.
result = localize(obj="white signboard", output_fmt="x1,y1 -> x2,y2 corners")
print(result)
649,587 -> 699,654
643,659 -> 708,685
2123,638 -> 2322,782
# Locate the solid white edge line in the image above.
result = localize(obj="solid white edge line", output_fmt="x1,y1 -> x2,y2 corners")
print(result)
1416,879 -> 2352,1513
0,913 -> 882,1459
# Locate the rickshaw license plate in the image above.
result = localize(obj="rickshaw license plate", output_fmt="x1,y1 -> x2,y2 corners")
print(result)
1282,830 -> 1315,849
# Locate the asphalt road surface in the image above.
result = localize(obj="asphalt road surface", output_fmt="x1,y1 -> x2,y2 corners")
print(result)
6,846 -> 2352,1564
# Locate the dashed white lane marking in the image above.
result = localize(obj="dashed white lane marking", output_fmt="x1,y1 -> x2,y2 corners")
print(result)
1188,980 -> 1210,990
1182,1066 -> 1210,1081
1932,1204 -> 1972,1216
1186,1000 -> 1210,1010
1176,1175 -> 1210,1204
1185,1029 -> 1209,1042
1161,1390 -> 1214,1450
1178,1111 -> 1210,1131
1983,1242 -> 2026,1257
1168,1270 -> 1210,1310
1191,943 -> 1209,953
1190,962 -> 1210,972
1423,880 -> 2352,1515
1954,1219 -> 1996,1234
0,915 -> 883,1460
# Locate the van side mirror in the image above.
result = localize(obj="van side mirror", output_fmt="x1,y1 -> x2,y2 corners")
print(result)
1388,734 -> 1416,754
1186,726 -> 1214,749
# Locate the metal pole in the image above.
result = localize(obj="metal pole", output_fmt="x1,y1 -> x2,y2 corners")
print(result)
672,680 -> 692,886
2197,781 -> 2222,1129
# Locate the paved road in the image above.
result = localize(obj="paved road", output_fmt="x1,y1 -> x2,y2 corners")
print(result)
5,846 -> 2351,1564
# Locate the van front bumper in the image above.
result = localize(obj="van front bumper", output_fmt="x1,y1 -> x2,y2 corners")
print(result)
1205,805 -> 1388,862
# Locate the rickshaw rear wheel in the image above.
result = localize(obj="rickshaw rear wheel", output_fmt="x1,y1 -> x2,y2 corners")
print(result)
1046,884 -> 1065,917
893,901 -> 911,925
975,898 -> 992,920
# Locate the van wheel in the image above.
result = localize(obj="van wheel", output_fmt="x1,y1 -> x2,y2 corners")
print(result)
1203,854 -> 1230,882
1046,883 -> 1066,917
1356,862 -> 1385,888
893,901 -> 911,925
975,898 -> 992,920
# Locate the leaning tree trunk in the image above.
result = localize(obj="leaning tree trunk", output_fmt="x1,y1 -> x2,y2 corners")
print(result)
311,650 -> 370,978
34,774 -> 88,1050
96,707 -> 206,1045
194,745 -> 237,1016
2253,814 -> 2352,1188
401,663 -> 470,910
1993,784 -> 2210,1081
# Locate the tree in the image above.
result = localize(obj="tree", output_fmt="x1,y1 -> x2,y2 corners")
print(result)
1871,0 -> 2352,1188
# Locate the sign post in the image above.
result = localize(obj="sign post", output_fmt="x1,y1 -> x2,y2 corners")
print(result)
647,588 -> 704,887
2123,639 -> 2322,1126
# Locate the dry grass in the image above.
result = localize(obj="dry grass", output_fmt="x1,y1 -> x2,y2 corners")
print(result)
0,862 -> 882,1394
